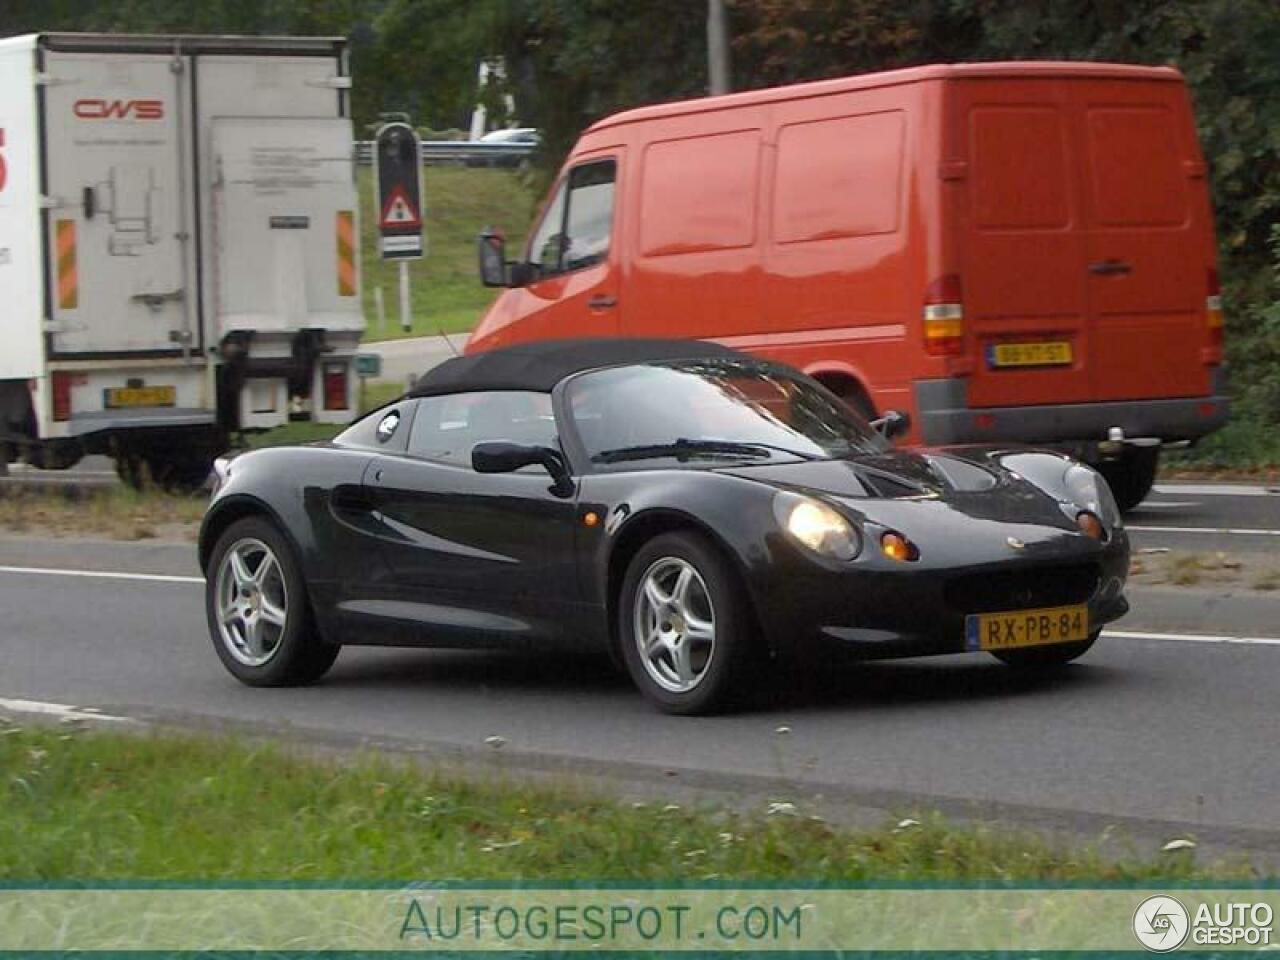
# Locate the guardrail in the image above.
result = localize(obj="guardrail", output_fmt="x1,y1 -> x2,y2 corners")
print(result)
354,140 -> 536,167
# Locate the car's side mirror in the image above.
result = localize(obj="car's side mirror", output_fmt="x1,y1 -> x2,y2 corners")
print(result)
472,442 -> 572,492
477,228 -> 534,288
871,409 -> 911,441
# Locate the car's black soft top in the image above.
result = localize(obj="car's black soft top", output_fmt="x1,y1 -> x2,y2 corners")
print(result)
409,338 -> 751,397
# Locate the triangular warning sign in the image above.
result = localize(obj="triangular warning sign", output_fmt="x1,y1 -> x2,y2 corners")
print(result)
380,185 -> 422,229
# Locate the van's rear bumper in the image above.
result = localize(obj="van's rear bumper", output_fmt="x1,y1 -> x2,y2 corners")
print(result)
914,373 -> 1229,446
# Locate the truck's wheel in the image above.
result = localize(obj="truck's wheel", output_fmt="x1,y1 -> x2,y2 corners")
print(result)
24,441 -> 83,471
1095,447 -> 1159,513
144,453 -> 213,493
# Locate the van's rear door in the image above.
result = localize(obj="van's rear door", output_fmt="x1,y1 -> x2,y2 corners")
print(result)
956,80 -> 1092,407
1074,78 -> 1211,401
956,72 -> 1211,409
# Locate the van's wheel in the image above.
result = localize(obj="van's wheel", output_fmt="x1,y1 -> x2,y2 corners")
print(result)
992,631 -> 1098,669
1095,447 -> 1159,513
206,516 -> 339,686
619,531 -> 755,715
824,378 -> 875,422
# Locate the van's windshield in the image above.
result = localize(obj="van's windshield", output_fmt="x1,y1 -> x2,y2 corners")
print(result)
566,360 -> 887,467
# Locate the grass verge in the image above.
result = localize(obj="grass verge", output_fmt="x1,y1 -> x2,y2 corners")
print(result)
357,166 -> 533,341
0,485 -> 205,541
0,724 -> 1243,882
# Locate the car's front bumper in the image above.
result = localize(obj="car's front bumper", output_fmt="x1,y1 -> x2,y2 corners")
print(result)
752,529 -> 1130,661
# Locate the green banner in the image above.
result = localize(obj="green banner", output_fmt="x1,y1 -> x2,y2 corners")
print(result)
0,886 -> 1277,952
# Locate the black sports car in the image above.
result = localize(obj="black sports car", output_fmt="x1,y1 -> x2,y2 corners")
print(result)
199,338 -> 1129,714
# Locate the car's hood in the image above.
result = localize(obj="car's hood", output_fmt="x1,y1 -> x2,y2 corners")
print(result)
718,447 -> 1074,528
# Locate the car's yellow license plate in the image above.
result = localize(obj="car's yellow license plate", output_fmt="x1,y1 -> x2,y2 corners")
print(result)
988,341 -> 1073,367
103,386 -> 176,408
965,604 -> 1089,652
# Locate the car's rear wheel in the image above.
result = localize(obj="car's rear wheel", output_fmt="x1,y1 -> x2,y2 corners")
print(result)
619,531 -> 753,715
991,630 -> 1099,669
206,516 -> 338,686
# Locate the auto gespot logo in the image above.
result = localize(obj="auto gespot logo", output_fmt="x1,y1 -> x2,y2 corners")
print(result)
1133,895 -> 1275,951
72,98 -> 164,121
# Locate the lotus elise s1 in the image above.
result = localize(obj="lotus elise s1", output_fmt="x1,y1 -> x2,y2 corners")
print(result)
199,338 -> 1129,714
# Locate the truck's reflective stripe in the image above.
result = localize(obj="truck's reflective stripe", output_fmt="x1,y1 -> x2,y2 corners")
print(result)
336,210 -> 356,296
55,219 -> 78,309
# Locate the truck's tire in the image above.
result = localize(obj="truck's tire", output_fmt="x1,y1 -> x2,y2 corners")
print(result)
1095,447 -> 1159,513
144,453 -> 213,493
24,441 -> 84,471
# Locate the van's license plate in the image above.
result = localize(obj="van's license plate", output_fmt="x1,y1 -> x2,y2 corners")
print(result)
103,386 -> 177,409
988,341 -> 1073,368
965,604 -> 1089,652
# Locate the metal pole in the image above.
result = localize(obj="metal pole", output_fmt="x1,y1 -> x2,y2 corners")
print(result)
398,261 -> 412,333
707,0 -> 731,95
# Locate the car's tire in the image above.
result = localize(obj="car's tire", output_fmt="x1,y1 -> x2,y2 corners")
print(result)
991,630 -> 1099,669
1095,447 -> 1158,513
205,516 -> 339,686
618,531 -> 755,715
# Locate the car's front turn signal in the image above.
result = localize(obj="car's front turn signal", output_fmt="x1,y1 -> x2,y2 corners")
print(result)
880,531 -> 920,562
1076,511 -> 1106,541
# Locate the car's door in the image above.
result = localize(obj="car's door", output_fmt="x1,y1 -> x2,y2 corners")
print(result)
364,391 -> 580,646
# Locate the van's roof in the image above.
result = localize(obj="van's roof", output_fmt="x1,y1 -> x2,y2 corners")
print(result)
0,32 -> 345,56
586,61 -> 1183,134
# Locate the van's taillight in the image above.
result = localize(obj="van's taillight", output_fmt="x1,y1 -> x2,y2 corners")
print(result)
51,372 -> 73,422
1206,266 -> 1223,351
322,362 -> 349,411
923,274 -> 964,356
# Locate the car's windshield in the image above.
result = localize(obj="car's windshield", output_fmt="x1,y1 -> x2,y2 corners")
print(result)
566,360 -> 887,466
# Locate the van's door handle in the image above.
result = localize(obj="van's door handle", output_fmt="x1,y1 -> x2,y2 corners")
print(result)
1088,259 -> 1132,277
588,294 -> 618,310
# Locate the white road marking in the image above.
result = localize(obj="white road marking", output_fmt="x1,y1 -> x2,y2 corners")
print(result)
0,565 -> 202,584
0,697 -> 133,724
1132,501 -> 1201,509
1154,484 -> 1279,497
1127,525 -> 1280,537
1104,629 -> 1280,647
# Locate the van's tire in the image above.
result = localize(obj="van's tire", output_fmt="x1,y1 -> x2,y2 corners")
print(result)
1095,447 -> 1159,513
992,631 -> 1098,669
618,531 -> 756,715
205,516 -> 339,686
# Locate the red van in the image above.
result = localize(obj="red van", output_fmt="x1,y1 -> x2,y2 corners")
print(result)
470,62 -> 1228,509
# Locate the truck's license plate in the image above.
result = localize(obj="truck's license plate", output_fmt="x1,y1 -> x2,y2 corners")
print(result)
965,605 -> 1089,651
988,341 -> 1073,368
103,386 -> 177,409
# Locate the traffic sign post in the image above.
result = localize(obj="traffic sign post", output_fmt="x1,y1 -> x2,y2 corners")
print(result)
373,121 -> 425,332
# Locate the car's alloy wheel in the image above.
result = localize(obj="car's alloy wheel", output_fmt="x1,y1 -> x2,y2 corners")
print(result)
633,556 -> 717,694
205,516 -> 339,686
619,531 -> 755,714
214,537 -> 289,667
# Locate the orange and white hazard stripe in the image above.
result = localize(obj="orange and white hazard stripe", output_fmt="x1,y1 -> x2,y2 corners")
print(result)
336,211 -> 356,297
56,219 -> 78,309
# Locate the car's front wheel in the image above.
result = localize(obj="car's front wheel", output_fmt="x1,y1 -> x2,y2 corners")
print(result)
206,516 -> 338,686
991,630 -> 1099,669
619,531 -> 753,715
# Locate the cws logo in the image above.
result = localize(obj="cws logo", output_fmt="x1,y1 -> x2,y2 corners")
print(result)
73,99 -> 164,121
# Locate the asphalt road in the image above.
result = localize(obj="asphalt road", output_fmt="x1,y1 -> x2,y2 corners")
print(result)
0,482 -> 1277,861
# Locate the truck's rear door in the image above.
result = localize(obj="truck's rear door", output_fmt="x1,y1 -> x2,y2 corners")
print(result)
42,51 -> 193,355
210,117 -> 361,335
1074,78 -> 1211,401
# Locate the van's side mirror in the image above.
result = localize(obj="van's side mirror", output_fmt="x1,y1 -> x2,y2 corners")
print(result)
472,442 -> 572,491
871,409 -> 911,441
478,228 -> 535,289
478,229 -> 509,287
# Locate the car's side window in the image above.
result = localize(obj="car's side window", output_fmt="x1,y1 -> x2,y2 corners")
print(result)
333,400 -> 412,451
406,391 -> 558,469
525,158 -> 617,277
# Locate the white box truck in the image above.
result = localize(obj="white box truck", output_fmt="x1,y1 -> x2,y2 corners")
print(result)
0,33 -> 363,488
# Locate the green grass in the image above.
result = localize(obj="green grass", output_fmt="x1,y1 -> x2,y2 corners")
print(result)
357,166 -> 533,340
0,725 -> 1245,882
0,485 -> 205,540
1163,414 -> 1280,475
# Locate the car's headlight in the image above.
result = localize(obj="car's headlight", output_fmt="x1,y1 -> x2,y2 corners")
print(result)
1064,463 -> 1122,528
774,493 -> 860,560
